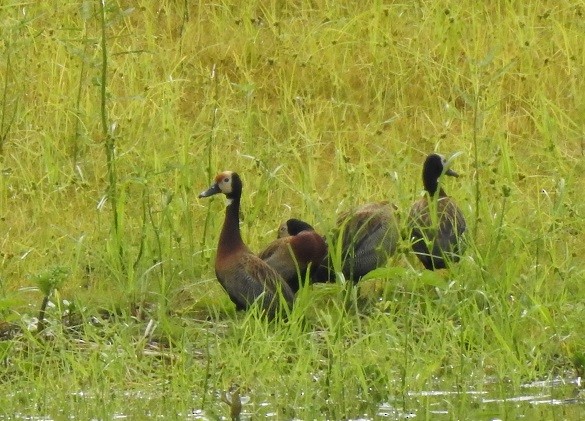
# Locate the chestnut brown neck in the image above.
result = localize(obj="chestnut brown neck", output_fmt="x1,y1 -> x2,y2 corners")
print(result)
217,196 -> 246,258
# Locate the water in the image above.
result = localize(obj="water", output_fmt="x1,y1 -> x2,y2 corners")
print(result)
382,377 -> 584,420
2,377 -> 582,420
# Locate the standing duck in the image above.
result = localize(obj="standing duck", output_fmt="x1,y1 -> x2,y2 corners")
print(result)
313,201 -> 400,282
407,153 -> 467,270
199,171 -> 295,318
258,219 -> 328,293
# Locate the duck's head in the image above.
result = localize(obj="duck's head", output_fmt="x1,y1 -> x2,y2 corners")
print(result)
423,153 -> 461,194
199,171 -> 243,202
425,154 -> 459,177
277,218 -> 315,238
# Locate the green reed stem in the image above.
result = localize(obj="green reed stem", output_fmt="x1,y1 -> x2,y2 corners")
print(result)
100,0 -> 125,271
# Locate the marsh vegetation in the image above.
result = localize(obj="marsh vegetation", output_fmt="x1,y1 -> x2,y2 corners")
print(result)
0,0 -> 584,418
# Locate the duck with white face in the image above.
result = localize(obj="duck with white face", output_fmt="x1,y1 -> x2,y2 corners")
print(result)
199,171 -> 295,319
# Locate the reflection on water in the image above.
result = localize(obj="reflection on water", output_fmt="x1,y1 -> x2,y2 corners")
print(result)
381,377 -> 584,420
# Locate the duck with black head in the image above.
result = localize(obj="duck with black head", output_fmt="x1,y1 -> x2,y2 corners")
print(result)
258,219 -> 328,293
276,218 -> 315,239
199,171 -> 295,318
407,153 -> 467,270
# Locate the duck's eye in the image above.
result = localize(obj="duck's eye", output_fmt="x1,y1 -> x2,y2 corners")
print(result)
224,177 -> 229,183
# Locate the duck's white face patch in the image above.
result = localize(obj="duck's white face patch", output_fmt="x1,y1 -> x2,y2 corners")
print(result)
216,171 -> 234,194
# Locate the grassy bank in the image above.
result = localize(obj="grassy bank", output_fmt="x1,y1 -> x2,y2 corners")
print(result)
0,0 -> 584,418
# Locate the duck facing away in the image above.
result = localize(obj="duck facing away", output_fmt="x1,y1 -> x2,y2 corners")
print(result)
258,219 -> 328,293
407,153 -> 467,270
276,218 -> 315,239
199,171 -> 295,318
314,201 -> 400,282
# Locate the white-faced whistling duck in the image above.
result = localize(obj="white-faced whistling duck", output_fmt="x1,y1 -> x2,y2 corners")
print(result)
313,202 -> 400,282
276,218 -> 315,239
258,218 -> 328,293
407,153 -> 467,270
198,171 -> 295,318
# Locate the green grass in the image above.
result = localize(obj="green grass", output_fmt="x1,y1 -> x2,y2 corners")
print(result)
0,0 -> 584,418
